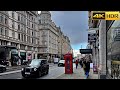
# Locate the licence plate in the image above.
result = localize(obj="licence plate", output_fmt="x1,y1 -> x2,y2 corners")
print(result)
25,72 -> 30,75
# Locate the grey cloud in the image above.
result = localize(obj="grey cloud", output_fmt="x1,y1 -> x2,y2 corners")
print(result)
51,11 -> 88,45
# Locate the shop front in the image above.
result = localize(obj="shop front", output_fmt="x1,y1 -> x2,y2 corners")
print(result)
11,49 -> 19,66
20,52 -> 26,65
107,20 -> 120,79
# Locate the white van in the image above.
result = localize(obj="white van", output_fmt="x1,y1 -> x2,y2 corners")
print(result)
54,58 -> 59,64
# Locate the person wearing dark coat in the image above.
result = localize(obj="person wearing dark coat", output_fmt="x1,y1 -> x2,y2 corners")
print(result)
79,58 -> 83,68
83,59 -> 90,79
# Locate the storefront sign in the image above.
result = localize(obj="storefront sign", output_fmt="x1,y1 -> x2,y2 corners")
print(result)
80,49 -> 92,54
20,52 -> 26,56
11,49 -> 18,54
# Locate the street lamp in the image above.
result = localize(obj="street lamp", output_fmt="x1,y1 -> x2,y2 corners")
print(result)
61,41 -> 64,60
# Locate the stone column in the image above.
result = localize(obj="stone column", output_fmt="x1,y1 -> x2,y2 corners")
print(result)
17,44 -> 20,56
7,42 -> 11,45
35,53 -> 37,59
31,47 -> 34,59
96,48 -> 99,69
0,40 -> 1,45
25,46 -> 28,60
98,20 -> 106,79
17,44 -> 21,65
92,43 -> 96,67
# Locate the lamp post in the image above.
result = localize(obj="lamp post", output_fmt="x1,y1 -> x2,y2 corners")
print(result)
61,40 -> 64,60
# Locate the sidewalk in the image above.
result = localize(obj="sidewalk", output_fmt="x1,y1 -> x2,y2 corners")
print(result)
56,66 -> 98,79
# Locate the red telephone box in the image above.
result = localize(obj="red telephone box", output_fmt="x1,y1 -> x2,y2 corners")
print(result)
64,53 -> 73,74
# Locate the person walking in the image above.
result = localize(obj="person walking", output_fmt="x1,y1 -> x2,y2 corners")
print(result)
75,59 -> 78,69
82,58 -> 86,74
83,59 -> 90,79
79,58 -> 83,68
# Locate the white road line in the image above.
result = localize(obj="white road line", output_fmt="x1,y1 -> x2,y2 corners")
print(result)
51,72 -> 64,79
0,70 -> 21,76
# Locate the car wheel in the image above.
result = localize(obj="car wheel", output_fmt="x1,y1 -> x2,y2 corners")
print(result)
1,68 -> 5,73
0,69 -> 3,73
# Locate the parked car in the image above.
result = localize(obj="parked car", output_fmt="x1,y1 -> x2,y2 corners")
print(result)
54,58 -> 59,64
58,60 -> 65,67
21,59 -> 49,78
0,65 -> 6,73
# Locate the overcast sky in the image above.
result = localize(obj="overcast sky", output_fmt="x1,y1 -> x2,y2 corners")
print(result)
38,11 -> 88,51
50,11 -> 88,50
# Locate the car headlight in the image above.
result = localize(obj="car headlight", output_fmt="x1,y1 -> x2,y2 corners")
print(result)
21,68 -> 24,71
34,68 -> 37,71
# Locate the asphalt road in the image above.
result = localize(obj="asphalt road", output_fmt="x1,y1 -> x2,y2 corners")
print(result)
0,63 -> 76,79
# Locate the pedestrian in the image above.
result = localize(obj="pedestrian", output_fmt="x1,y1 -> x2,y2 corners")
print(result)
83,59 -> 90,79
79,58 -> 83,68
75,59 -> 78,69
82,59 -> 86,74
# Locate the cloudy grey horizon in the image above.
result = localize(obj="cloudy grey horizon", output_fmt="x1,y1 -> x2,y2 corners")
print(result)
51,11 -> 88,50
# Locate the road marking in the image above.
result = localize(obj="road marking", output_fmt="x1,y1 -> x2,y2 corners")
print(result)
51,72 -> 64,79
0,70 -> 21,76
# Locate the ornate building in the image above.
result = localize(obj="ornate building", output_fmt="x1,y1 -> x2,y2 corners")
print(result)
38,11 -> 72,61
0,11 -> 39,63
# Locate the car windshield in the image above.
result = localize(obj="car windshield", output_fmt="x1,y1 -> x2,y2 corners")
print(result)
29,59 -> 41,66
59,60 -> 65,63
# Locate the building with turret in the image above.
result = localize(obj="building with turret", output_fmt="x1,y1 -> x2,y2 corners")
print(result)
37,11 -> 72,61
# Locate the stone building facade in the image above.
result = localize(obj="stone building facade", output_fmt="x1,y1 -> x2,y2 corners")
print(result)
0,11 -> 39,64
38,11 -> 72,62
88,11 -> 106,79
0,11 -> 72,64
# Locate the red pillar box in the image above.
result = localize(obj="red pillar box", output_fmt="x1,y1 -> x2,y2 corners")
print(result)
64,53 -> 73,74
